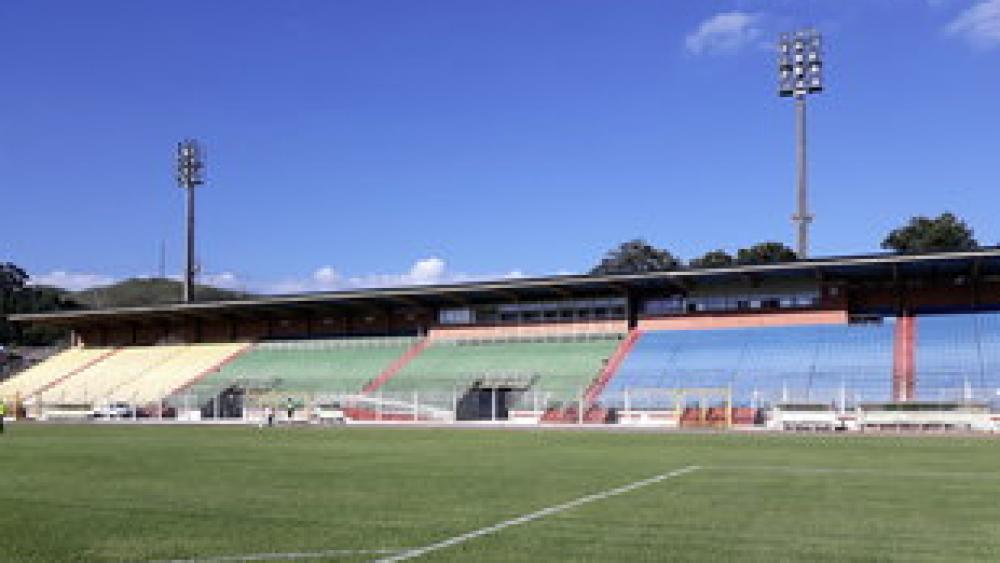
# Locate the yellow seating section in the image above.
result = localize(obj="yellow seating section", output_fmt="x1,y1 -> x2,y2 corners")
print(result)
40,345 -> 188,405
108,342 -> 247,404
0,347 -> 115,401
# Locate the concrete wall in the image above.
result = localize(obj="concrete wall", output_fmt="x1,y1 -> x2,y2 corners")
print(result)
637,310 -> 848,331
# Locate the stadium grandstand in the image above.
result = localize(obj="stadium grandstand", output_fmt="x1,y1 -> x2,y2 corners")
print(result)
5,248 -> 1000,432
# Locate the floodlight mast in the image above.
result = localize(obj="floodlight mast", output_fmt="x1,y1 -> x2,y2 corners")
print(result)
778,29 -> 823,258
176,139 -> 205,303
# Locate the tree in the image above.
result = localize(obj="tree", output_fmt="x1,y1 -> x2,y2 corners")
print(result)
0,263 -> 28,345
736,242 -> 798,265
881,212 -> 978,254
590,239 -> 680,275
0,262 -> 27,290
0,263 -> 81,347
689,249 -> 735,269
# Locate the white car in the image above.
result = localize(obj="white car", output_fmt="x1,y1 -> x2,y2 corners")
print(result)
312,403 -> 347,424
93,402 -> 134,419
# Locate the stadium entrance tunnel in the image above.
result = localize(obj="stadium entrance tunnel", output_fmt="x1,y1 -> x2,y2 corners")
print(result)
456,375 -> 538,421
202,387 -> 245,419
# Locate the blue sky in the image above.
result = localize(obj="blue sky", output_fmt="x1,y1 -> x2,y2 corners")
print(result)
2,0 -> 999,293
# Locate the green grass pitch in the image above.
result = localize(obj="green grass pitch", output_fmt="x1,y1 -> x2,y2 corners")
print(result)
1,425 -> 999,562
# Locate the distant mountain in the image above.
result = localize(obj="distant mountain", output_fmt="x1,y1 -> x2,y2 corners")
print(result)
72,278 -> 252,309
2,277 -> 252,348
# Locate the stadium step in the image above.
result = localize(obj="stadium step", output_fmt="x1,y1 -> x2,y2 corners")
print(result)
362,337 -> 430,394
166,342 -> 256,401
538,331 -> 640,424
583,330 -> 642,404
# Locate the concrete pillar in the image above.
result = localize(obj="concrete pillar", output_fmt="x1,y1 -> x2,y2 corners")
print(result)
892,315 -> 916,401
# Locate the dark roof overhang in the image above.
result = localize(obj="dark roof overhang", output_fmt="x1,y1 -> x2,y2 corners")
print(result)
11,248 -> 1000,327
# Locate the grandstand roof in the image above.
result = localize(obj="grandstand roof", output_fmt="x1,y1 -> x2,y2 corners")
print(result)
12,248 -> 1000,327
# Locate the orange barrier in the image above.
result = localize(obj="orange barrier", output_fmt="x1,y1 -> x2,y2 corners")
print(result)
342,407 -> 430,422
540,405 -> 609,424
637,310 -> 847,331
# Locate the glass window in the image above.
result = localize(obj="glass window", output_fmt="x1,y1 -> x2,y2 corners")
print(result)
439,308 -> 474,325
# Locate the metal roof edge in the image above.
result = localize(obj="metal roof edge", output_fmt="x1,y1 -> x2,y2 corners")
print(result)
10,248 -> 1000,322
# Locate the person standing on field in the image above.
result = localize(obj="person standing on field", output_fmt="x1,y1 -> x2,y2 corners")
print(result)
0,400 -> 7,434
286,397 -> 295,424
264,405 -> 274,427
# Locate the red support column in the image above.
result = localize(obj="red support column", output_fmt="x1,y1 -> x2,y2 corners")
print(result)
892,315 -> 916,401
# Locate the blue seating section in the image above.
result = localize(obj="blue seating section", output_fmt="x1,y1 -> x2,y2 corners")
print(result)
600,323 -> 895,407
915,313 -> 1000,402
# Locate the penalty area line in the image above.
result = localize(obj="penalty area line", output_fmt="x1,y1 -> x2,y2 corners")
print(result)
705,465 -> 1000,480
376,464 -> 702,563
152,548 -> 407,562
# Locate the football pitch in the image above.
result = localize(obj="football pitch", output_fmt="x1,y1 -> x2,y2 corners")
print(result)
1,425 -> 999,562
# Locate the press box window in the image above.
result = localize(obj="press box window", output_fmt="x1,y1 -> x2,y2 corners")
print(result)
439,308 -> 474,325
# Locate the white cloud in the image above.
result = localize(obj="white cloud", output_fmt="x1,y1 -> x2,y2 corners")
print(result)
262,258 -> 528,294
266,267 -> 341,294
312,266 -> 338,283
405,257 -> 447,284
29,271 -> 116,291
200,271 -> 245,291
946,0 -> 1000,48
685,12 -> 764,55
27,260 -> 532,296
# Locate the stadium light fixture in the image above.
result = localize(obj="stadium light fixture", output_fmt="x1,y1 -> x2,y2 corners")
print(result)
176,139 -> 205,303
778,29 -> 823,258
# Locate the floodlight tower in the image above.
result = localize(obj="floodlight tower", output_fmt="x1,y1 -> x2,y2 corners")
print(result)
778,29 -> 823,258
176,139 -> 205,303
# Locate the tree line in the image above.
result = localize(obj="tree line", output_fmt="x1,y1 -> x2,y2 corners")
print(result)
0,263 -> 82,347
591,212 -> 980,275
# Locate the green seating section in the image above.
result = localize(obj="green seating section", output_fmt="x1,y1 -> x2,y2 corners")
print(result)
172,337 -> 416,407
380,336 -> 622,407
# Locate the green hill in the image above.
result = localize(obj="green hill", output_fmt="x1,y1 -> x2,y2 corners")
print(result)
72,278 -> 251,309
3,265 -> 253,347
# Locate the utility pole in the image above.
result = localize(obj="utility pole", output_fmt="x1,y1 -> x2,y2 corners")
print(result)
176,140 -> 205,302
778,30 -> 823,258
158,240 -> 166,279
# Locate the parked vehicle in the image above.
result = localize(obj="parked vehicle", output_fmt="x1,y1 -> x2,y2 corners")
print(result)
93,402 -> 135,419
312,403 -> 347,424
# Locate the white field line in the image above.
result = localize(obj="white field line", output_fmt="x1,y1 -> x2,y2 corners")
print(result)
376,465 -> 702,563
707,465 -> 1000,480
153,548 -> 406,562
